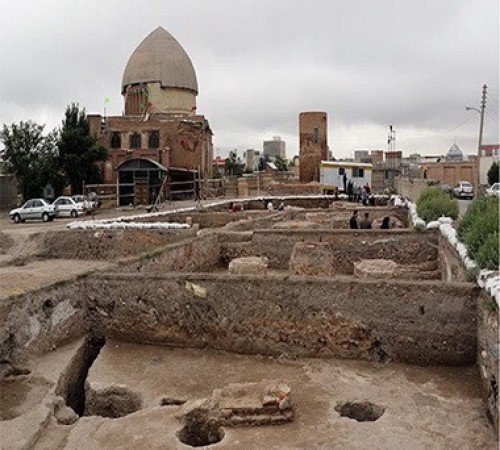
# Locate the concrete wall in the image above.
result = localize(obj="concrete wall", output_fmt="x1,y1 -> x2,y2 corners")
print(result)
86,273 -> 478,366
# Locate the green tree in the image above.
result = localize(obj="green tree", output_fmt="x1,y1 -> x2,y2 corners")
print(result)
58,104 -> 108,194
487,161 -> 499,185
274,155 -> 287,171
224,150 -> 243,177
0,121 -> 63,200
258,154 -> 270,171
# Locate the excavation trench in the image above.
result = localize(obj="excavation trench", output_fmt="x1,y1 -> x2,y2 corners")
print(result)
56,337 -> 105,417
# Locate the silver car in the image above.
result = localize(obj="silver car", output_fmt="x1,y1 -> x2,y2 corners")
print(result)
8,198 -> 57,223
52,196 -> 85,218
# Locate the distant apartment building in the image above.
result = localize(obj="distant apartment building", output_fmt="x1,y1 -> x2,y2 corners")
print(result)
263,136 -> 286,159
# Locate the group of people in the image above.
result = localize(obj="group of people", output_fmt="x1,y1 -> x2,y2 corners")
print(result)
344,176 -> 374,206
349,210 -> 391,230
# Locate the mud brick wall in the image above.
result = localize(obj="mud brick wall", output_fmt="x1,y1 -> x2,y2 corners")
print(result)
0,282 -> 86,362
86,273 -> 478,366
121,233 -> 221,274
245,230 -> 438,269
438,234 -> 468,282
36,229 -> 196,261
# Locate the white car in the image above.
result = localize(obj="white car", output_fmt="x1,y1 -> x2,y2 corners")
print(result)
71,195 -> 96,213
9,199 -> 57,223
52,196 -> 85,218
453,181 -> 474,199
486,183 -> 500,197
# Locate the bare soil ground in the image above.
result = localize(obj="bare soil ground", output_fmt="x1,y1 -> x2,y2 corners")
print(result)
62,341 -> 495,450
0,259 -> 113,298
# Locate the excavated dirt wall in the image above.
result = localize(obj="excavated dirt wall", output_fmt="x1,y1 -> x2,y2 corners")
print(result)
34,228 -> 197,260
438,233 -> 468,282
0,282 -> 86,362
122,233 -> 221,274
86,273 -> 478,366
221,230 -> 438,270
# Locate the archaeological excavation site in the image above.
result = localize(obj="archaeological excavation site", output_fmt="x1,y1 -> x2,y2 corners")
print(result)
0,197 -> 498,449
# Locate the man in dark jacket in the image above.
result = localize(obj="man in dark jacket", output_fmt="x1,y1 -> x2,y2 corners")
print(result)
349,210 -> 359,229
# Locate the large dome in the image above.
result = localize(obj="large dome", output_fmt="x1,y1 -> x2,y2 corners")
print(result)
446,142 -> 463,162
121,27 -> 198,95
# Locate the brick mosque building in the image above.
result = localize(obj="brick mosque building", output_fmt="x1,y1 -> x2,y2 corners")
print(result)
88,27 -> 213,205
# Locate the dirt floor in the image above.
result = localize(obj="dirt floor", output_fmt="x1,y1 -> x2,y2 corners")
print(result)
32,340 -> 495,450
0,259 -> 114,298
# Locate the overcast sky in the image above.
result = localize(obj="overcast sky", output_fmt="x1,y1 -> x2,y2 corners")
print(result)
1,0 -> 498,159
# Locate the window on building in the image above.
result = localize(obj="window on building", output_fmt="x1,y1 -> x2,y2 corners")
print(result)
110,132 -> 121,149
338,167 -> 345,176
313,128 -> 319,144
149,131 -> 160,149
129,132 -> 141,149
352,167 -> 364,178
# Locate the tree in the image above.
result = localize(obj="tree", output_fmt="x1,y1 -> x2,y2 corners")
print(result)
258,154 -> 270,171
224,150 -> 244,177
58,104 -> 108,194
274,155 -> 287,171
487,161 -> 499,186
0,121 -> 63,200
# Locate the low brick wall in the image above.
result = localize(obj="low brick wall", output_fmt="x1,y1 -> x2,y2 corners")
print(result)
86,273 -> 478,366
36,228 -> 197,261
222,230 -> 438,270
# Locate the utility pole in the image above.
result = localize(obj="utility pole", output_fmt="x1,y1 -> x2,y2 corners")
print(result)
478,84 -> 487,155
466,84 -> 487,192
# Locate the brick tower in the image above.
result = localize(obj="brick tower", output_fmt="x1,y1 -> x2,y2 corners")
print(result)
299,112 -> 328,183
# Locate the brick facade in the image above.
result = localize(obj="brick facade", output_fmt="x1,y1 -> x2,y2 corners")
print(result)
299,112 -> 328,183
88,113 -> 213,184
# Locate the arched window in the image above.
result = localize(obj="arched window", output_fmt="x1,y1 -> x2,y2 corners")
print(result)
149,131 -> 160,149
110,132 -> 121,149
129,132 -> 141,149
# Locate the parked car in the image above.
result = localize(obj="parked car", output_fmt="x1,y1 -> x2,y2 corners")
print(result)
486,182 -> 500,197
71,195 -> 96,213
52,196 -> 85,218
453,181 -> 474,199
9,198 -> 57,223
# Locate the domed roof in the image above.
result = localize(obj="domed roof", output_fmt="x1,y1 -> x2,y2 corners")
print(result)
122,27 -> 198,95
446,142 -> 463,161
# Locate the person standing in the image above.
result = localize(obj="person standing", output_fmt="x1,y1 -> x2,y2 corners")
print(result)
380,216 -> 390,229
349,210 -> 359,229
359,212 -> 372,229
